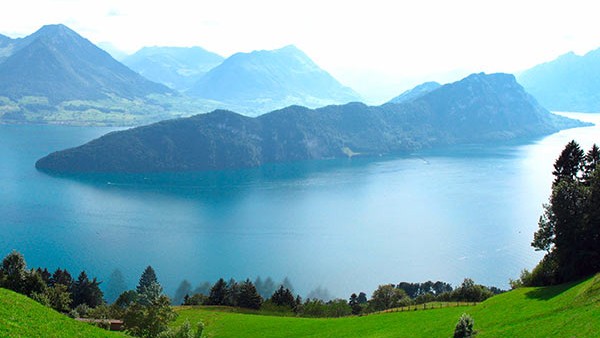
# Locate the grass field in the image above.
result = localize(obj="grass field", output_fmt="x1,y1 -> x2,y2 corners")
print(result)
173,274 -> 600,338
0,288 -> 126,338
1,274 -> 598,337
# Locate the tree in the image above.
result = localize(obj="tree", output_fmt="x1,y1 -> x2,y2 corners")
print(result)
224,278 -> 240,306
137,266 -> 158,294
237,279 -> 262,310
37,283 -> 72,313
356,292 -> 368,304
349,293 -> 362,315
123,267 -> 176,338
531,141 -> 600,284
207,278 -> 227,305
51,268 -> 73,289
1,250 -> 27,293
270,285 -> 295,308
552,140 -> 584,183
454,313 -> 476,338
72,271 -> 104,308
369,284 -> 409,311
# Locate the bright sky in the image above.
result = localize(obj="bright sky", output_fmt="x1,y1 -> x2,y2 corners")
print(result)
2,0 -> 599,103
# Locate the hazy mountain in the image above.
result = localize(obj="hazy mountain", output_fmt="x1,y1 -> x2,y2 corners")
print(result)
187,45 -> 361,114
388,81 -> 441,104
36,73 -> 587,173
0,33 -> 16,62
123,46 -> 224,91
0,24 -> 172,104
518,49 -> 600,112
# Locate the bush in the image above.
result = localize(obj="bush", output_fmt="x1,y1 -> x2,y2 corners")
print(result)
454,313 -> 477,338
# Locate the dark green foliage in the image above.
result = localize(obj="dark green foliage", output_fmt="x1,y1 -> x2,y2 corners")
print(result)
115,290 -> 139,309
207,278 -> 227,306
454,313 -> 477,338
368,284 -> 410,311
356,292 -> 368,304
348,293 -> 362,315
224,279 -> 240,307
36,73 -> 587,173
0,250 -> 27,293
552,140 -> 584,184
123,267 -> 177,337
36,268 -> 52,286
270,286 -> 295,308
50,268 -> 73,289
236,279 -> 262,310
396,280 -> 453,299
32,284 -> 72,313
451,279 -> 494,302
182,293 -> 207,306
531,141 -> 600,285
71,271 -> 104,308
22,269 -> 47,297
137,266 -> 158,294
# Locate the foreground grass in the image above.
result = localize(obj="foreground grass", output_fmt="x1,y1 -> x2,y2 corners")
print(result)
1,274 -> 598,337
0,288 -> 126,338
174,274 -> 600,338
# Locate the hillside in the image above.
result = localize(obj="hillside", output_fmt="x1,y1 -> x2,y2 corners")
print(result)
123,46 -> 224,91
0,288 -> 126,337
187,45 -> 361,114
518,49 -> 600,112
172,274 -> 600,337
36,72 -> 587,173
0,24 -> 191,125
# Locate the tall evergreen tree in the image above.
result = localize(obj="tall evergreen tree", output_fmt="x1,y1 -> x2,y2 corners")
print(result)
71,271 -> 104,308
532,141 -> 600,284
237,279 -> 262,310
207,278 -> 227,305
51,268 -> 73,289
270,285 -> 295,308
136,266 -> 158,294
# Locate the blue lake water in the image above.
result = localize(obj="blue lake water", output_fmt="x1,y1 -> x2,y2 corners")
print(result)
1,112 -> 599,300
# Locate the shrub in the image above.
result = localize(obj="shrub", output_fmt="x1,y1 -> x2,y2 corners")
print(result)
454,313 -> 477,338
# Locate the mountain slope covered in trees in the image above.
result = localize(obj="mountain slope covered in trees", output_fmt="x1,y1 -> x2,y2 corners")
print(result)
36,72 -> 586,173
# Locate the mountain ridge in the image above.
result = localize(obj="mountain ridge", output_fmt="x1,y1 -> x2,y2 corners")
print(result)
36,72 -> 587,173
187,45 -> 361,115
518,48 -> 600,112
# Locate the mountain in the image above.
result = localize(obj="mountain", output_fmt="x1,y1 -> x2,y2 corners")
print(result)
518,49 -> 600,112
186,45 -> 361,114
388,81 -> 441,104
123,46 -> 224,91
0,24 -> 172,104
36,72 -> 587,173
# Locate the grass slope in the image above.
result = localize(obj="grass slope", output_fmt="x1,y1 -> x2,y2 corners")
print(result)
0,288 -> 126,338
173,274 -> 600,338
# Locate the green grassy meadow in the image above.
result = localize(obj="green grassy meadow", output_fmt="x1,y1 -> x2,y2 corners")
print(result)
0,288 -> 126,338
172,274 -> 600,338
0,274 -> 598,337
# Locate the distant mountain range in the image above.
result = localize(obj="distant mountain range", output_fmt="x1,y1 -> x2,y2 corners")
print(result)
186,45 -> 361,114
36,73 -> 586,173
0,24 -> 185,125
123,46 -> 224,91
518,48 -> 600,112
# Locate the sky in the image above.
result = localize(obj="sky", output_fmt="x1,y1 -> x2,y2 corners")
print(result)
2,0 -> 600,103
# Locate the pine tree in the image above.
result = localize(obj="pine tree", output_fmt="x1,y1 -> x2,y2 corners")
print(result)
136,266 -> 158,294
207,278 -> 227,305
237,279 -> 262,310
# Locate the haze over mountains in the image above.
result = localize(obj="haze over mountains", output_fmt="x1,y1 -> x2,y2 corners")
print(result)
0,24 -> 364,124
186,45 -> 361,114
123,46 -> 224,91
518,48 -> 600,112
36,73 -> 586,173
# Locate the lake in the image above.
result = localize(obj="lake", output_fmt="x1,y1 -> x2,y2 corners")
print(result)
1,112 -> 599,301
